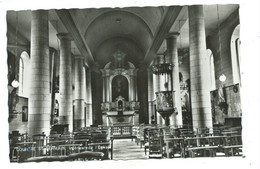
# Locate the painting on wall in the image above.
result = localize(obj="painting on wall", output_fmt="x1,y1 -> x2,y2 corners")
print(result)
210,83 -> 242,126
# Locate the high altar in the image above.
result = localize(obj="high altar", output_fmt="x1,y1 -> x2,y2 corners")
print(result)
101,50 -> 140,126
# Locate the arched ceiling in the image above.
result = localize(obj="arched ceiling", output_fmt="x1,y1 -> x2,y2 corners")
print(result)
70,7 -> 164,37
94,37 -> 144,68
84,10 -> 155,55
6,5 -> 240,70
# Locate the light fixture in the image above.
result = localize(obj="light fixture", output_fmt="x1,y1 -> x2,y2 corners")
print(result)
115,18 -> 121,23
219,73 -> 226,82
11,79 -> 19,88
217,5 -> 226,82
152,55 -> 173,75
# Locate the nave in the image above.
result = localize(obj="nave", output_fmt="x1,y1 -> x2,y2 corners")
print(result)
9,124 -> 242,162
6,4 -> 244,163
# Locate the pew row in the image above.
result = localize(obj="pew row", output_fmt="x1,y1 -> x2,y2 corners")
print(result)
24,151 -> 104,162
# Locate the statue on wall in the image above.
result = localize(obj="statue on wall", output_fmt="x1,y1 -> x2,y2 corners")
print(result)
217,83 -> 228,115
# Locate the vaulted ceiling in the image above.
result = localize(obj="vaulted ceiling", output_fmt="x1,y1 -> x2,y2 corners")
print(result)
6,4 -> 239,70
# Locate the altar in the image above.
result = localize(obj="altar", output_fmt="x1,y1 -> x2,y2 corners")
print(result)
100,50 -> 140,126
101,96 -> 140,126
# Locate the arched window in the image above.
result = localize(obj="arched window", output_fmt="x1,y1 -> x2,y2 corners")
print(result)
18,51 -> 31,98
207,49 -> 216,91
231,25 -> 241,85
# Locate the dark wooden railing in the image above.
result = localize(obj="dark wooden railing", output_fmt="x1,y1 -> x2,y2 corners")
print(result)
110,126 -> 134,139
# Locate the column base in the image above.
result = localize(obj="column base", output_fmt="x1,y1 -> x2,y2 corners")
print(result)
59,115 -> 73,132
73,119 -> 85,130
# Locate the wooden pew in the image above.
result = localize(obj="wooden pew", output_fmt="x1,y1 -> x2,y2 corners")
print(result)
164,138 -> 185,158
25,151 -> 104,162
147,128 -> 164,158
219,135 -> 243,156
184,137 -> 221,158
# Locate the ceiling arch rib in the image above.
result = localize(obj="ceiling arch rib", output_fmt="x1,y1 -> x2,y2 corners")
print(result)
74,7 -> 164,39
55,9 -> 98,71
93,34 -> 146,55
94,36 -> 144,68
141,6 -> 183,68
84,10 -> 154,54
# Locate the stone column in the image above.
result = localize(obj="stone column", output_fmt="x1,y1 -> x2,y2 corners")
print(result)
132,76 -> 136,101
147,68 -> 154,124
28,10 -> 51,136
57,33 -> 73,132
135,71 -> 138,101
85,68 -> 93,126
82,66 -> 87,127
153,69 -> 163,125
166,32 -> 183,127
49,48 -> 57,126
102,74 -> 106,102
74,56 -> 85,130
129,69 -> 136,101
105,71 -> 111,102
188,5 -> 212,130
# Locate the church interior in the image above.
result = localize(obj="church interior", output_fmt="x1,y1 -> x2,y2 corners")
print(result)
6,4 -> 244,162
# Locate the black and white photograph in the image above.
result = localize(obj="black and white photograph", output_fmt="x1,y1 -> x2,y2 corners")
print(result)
1,0 -> 260,168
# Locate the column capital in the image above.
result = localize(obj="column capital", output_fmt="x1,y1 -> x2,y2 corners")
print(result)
57,33 -> 72,41
166,32 -> 180,39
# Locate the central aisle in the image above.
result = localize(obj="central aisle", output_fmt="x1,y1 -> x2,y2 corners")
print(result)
112,139 -> 148,160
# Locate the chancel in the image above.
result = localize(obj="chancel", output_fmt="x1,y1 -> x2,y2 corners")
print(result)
7,4 -> 243,162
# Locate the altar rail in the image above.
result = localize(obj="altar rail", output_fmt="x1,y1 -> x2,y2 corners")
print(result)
110,126 -> 134,139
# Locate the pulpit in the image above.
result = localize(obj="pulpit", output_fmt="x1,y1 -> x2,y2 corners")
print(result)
152,55 -> 177,126
156,91 -> 175,126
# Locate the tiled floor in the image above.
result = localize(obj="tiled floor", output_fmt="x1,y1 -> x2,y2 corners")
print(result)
112,139 -> 148,160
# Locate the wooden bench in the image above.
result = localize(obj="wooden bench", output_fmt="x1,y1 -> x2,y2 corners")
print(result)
219,145 -> 242,156
164,138 -> 185,158
88,142 -> 111,159
186,146 -> 219,158
25,151 -> 104,162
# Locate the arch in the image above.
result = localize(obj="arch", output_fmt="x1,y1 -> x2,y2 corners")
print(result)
230,24 -> 241,85
85,10 -> 153,54
207,49 -> 216,90
112,75 -> 129,101
128,61 -> 136,68
18,51 -> 31,97
85,10 -> 153,40
94,36 -> 145,68
118,100 -> 123,110
104,61 -> 136,69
